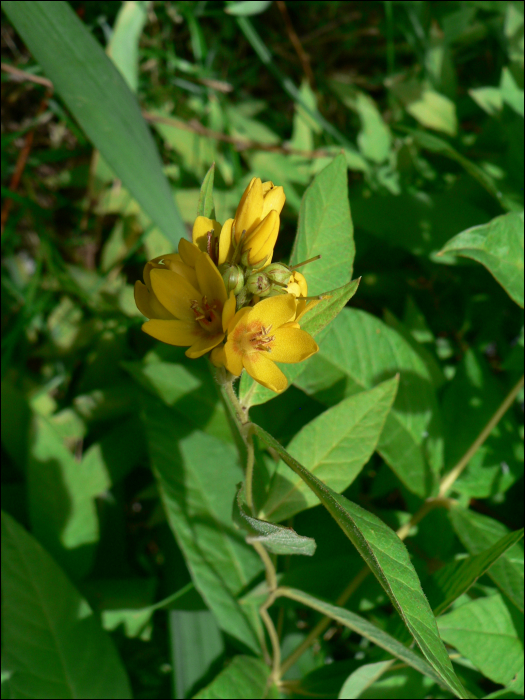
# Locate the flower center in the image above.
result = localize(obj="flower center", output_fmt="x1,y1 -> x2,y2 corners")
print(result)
190,296 -> 222,334
233,320 -> 275,356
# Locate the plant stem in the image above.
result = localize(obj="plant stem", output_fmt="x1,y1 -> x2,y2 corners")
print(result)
438,373 -> 524,497
279,373 -> 524,676
245,429 -> 256,514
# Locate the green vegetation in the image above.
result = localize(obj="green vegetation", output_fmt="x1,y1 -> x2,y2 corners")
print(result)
1,2 -> 523,698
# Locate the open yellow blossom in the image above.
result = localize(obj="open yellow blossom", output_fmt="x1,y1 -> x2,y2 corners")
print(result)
286,270 -> 321,321
212,294 -> 318,393
134,246 -> 229,358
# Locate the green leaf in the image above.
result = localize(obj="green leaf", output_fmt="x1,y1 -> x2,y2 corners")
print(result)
1,511 -> 131,699
338,661 -> 395,699
233,484 -> 316,556
193,656 -> 277,699
439,211 -> 524,307
239,278 -> 361,407
142,395 -> 263,652
277,588 -> 462,696
438,592 -> 524,690
3,1 -> 184,247
254,426 -> 469,699
28,415 -> 104,580
225,0 -> 273,16
294,308 -> 443,497
427,529 -> 525,616
450,507 -> 524,612
170,610 -> 225,700
290,153 -> 355,295
261,376 -> 398,522
197,163 -> 216,220
406,89 -> 458,137
106,0 -> 149,92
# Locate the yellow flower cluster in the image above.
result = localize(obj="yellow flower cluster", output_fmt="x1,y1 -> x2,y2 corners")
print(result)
134,178 -> 319,393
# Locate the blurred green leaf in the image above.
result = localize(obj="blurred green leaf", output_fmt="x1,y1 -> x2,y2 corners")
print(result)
262,376 -> 398,522
439,211 -> 524,307
233,484 -> 316,555
338,660 -> 395,699
450,507 -> 524,611
254,426 -> 469,699
225,0 -> 273,16
3,1 -> 185,246
107,0 -> 149,92
290,154 -> 354,295
438,592 -> 524,690
295,308 -> 443,497
170,609 -> 225,699
427,529 -> 524,616
277,587 -> 466,697
142,395 -> 263,652
28,415 -> 105,580
1,511 -> 131,699
197,163 -> 216,220
194,656 -> 277,699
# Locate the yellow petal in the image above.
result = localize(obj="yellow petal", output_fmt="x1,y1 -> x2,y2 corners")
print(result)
245,210 -> 279,265
134,280 -> 175,320
192,216 -> 222,253
218,218 -> 235,265
195,252 -> 227,306
261,180 -> 275,194
150,269 -> 200,322
234,177 -> 263,240
150,253 -> 181,266
291,271 -> 308,297
178,238 -> 201,267
223,338 -> 244,376
243,352 -> 287,393
269,327 -> 319,363
210,344 -> 227,368
295,299 -> 321,322
261,185 -> 285,220
222,291 -> 237,332
186,332 -> 225,359
227,306 -> 251,334
142,319 -> 201,346
247,294 -> 296,331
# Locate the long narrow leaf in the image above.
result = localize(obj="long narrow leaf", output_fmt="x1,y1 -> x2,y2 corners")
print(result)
4,1 -> 185,246
254,425 -> 470,699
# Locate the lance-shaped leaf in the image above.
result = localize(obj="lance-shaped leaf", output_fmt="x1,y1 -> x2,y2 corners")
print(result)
277,588 -> 454,693
438,592 -> 524,692
239,278 -> 361,407
197,163 -> 216,220
450,507 -> 524,612
426,528 -> 524,616
3,1 -> 184,246
254,425 -> 469,699
194,655 -> 278,699
1,511 -> 131,699
233,484 -> 316,556
439,211 -> 524,308
261,376 -> 398,522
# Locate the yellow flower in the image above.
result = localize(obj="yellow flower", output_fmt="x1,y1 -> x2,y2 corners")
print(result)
134,245 -> 232,358
286,270 -> 321,321
212,294 -> 318,393
191,179 -> 285,270
234,178 -> 285,267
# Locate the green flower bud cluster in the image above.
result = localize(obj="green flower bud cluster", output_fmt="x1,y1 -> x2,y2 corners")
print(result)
220,264 -> 244,295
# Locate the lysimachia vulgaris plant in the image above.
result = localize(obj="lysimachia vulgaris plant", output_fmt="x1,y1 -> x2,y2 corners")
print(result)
135,176 -> 320,393
133,162 -> 476,698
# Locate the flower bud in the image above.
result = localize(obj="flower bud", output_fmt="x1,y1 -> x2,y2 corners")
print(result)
246,272 -> 272,297
221,264 -> 244,295
264,263 -> 292,286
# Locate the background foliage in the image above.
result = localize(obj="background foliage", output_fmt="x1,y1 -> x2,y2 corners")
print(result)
1,1 -> 523,698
